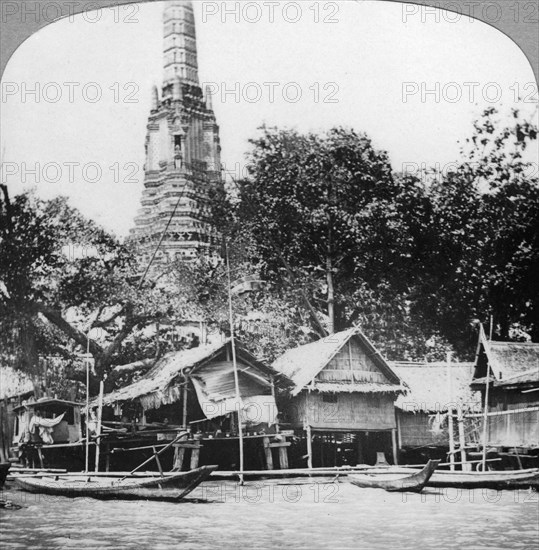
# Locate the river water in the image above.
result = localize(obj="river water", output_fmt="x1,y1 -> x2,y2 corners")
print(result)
1,479 -> 538,549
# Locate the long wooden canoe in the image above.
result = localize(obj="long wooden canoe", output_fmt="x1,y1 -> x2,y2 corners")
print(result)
0,463 -> 11,488
353,466 -> 539,490
349,460 -> 440,493
13,465 -> 217,502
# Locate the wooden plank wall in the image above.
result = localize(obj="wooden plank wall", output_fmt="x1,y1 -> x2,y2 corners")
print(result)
285,392 -> 396,430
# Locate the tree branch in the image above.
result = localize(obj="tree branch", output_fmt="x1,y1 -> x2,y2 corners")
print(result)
34,303 -> 104,358
92,304 -> 126,328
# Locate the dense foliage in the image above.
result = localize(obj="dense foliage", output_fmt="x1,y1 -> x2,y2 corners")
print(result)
1,107 -> 537,397
227,109 -> 539,359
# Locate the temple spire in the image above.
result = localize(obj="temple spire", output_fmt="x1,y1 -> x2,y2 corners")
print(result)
163,1 -> 199,86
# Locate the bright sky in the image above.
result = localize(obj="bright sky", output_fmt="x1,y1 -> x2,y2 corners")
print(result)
1,1 -> 537,237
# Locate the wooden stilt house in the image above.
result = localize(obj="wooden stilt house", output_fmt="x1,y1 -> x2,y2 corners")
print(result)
392,361 -> 480,464
471,331 -> 539,464
94,338 -> 289,472
272,328 -> 406,467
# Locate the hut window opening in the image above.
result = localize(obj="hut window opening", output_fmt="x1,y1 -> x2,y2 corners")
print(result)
322,394 -> 337,404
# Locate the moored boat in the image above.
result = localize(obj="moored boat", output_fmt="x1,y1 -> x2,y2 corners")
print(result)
12,465 -> 217,502
426,468 -> 539,490
0,463 -> 11,488
349,460 -> 440,493
352,466 -> 539,490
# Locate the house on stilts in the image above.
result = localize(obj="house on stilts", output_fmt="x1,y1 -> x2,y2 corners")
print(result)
471,330 -> 539,467
271,328 -> 407,468
391,361 -> 480,465
93,338 -> 291,472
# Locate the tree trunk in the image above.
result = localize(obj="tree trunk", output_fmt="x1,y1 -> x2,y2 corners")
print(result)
326,221 -> 335,334
23,323 -> 44,398
326,254 -> 335,334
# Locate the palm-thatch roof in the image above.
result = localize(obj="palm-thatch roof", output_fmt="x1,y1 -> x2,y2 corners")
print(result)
392,361 -> 479,413
495,368 -> 539,387
98,339 -> 278,410
472,330 -> 539,388
272,327 -> 405,396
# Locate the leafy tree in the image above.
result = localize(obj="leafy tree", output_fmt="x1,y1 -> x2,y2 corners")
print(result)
235,127 -> 410,332
0,188 -> 180,393
409,107 -> 539,353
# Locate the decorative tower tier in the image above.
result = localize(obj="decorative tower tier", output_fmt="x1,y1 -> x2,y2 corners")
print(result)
131,1 -> 222,264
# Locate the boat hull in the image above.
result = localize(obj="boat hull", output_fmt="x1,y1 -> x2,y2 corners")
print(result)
0,463 -> 11,488
428,471 -> 539,490
13,465 -> 217,501
352,467 -> 539,490
349,460 -> 439,493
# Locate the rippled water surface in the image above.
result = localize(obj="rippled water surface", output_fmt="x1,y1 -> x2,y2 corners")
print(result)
1,479 -> 538,549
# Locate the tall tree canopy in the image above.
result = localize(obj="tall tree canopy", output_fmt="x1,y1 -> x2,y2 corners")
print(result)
230,126 -> 441,358
0,188 -> 193,393
228,113 -> 538,359
411,107 -> 539,353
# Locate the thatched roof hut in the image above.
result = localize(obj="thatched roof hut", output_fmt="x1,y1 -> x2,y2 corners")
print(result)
98,339 -> 282,418
272,327 -> 406,396
471,330 -> 539,449
392,361 -> 479,413
472,333 -> 539,389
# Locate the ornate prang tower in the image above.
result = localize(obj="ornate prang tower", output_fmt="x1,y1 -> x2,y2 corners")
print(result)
132,1 -> 222,263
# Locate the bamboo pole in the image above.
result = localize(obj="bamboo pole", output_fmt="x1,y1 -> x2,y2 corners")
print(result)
94,381 -> 104,472
226,245 -> 244,485
447,352 -> 455,471
464,405 -> 539,418
481,325 -> 491,471
84,336 -> 90,473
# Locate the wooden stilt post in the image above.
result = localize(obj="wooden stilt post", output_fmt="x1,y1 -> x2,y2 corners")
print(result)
105,441 -> 110,472
190,441 -> 201,470
391,429 -> 398,465
173,445 -> 186,471
278,439 -> 289,470
457,406 -> 469,471
356,433 -> 363,465
263,436 -> 273,470
306,425 -> 313,469
37,447 -> 44,469
396,412 -> 402,451
182,384 -> 188,429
